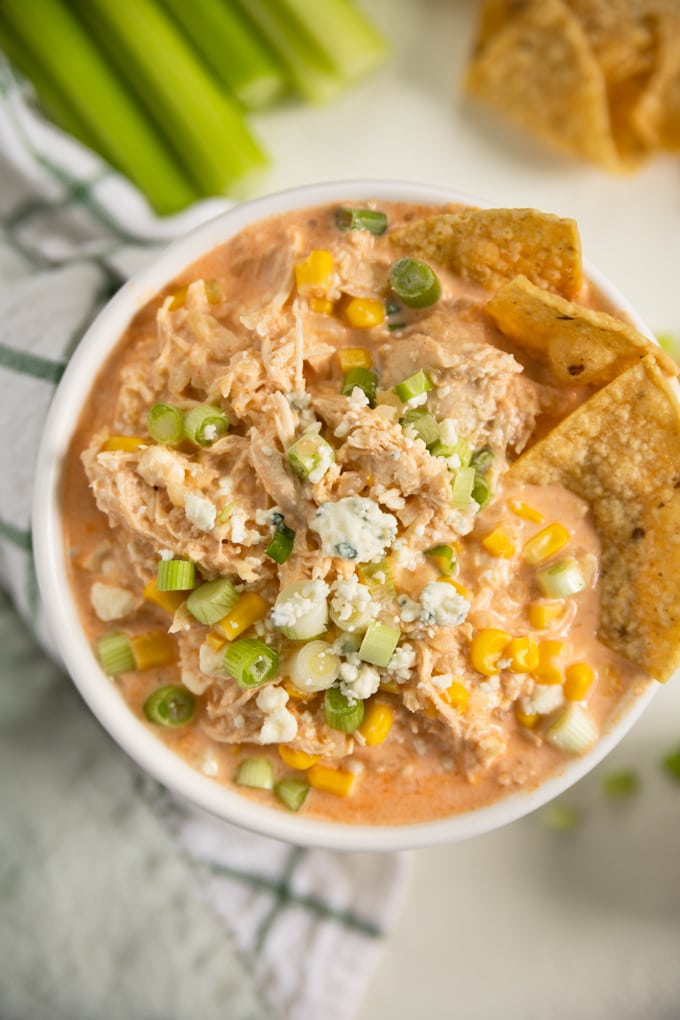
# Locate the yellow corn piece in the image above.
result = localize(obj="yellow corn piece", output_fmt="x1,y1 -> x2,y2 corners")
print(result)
482,526 -> 516,558
143,578 -> 185,615
507,635 -> 539,673
131,630 -> 175,671
277,744 -> 321,770
310,297 -> 334,315
168,285 -> 188,309
282,678 -> 316,702
515,708 -> 539,728
534,639 -> 565,685
338,346 -> 372,371
308,764 -> 356,797
379,678 -> 401,695
215,591 -> 269,641
358,701 -> 394,746
528,599 -> 565,630
443,681 -> 469,711
424,700 -> 439,719
101,435 -> 146,453
522,523 -> 570,565
344,297 -> 385,329
204,278 -> 223,304
470,628 -> 511,676
438,576 -> 473,600
509,499 -> 544,523
294,250 -> 334,297
205,631 -> 226,652
564,663 -> 596,701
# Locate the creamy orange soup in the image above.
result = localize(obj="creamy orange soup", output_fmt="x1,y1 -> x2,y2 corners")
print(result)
61,201 -> 650,825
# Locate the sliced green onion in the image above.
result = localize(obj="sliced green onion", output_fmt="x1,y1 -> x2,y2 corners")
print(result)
472,474 -> 492,509
545,704 -> 598,754
542,803 -> 581,832
335,207 -> 388,235
400,409 -> 440,448
143,684 -> 195,727
323,686 -> 365,732
451,466 -> 476,509
389,257 -> 441,308
537,558 -> 586,599
394,369 -> 432,403
96,632 -> 135,675
265,523 -> 296,564
662,746 -> 680,781
341,366 -> 378,407
602,770 -> 639,798
274,777 -> 310,811
272,579 -> 329,640
432,436 -> 473,464
358,621 -> 400,667
288,640 -> 340,693
224,638 -> 279,688
429,440 -> 455,458
286,431 -> 335,482
183,404 -> 229,447
186,577 -> 240,625
157,558 -> 195,591
147,402 -> 184,444
425,545 -> 456,576
471,446 -> 494,474
235,757 -> 274,790
357,558 -> 396,600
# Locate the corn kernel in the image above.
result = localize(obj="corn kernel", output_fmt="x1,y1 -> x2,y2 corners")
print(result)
534,639 -> 566,684
522,523 -> 570,565
101,435 -> 146,453
443,681 -> 469,711
482,526 -> 516,558
507,635 -> 539,673
283,678 -> 316,702
215,592 -> 268,641
470,628 -> 511,676
564,663 -> 596,701
338,346 -> 372,371
379,678 -> 401,695
204,278 -> 223,304
294,250 -> 334,297
205,631 -> 226,652
358,701 -> 394,746
515,709 -> 539,728
308,764 -> 356,797
344,297 -> 385,329
310,297 -> 334,315
424,700 -> 439,718
130,631 -> 175,671
528,599 -> 565,630
143,578 -> 185,615
168,285 -> 188,310
277,744 -> 321,770
509,499 -> 544,523
438,576 -> 473,600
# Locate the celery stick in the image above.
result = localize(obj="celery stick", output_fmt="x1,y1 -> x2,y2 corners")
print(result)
70,0 -> 267,196
232,0 -> 344,104
2,0 -> 198,214
277,0 -> 388,82
159,0 -> 288,109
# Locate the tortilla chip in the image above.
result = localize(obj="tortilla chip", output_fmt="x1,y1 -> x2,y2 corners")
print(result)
631,11 -> 680,152
509,356 -> 680,681
486,274 -> 677,386
390,209 -> 583,300
464,0 -> 622,171
565,0 -> 655,84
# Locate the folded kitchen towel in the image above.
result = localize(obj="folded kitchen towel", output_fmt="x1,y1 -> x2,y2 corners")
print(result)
0,58 -> 409,1020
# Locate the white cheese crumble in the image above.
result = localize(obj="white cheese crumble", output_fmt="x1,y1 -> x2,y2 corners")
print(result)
329,577 -> 377,632
419,582 -> 470,627
404,391 -> 428,409
386,642 -> 417,682
184,491 -> 216,533
271,580 -> 329,630
338,655 -> 381,703
306,439 -> 334,484
137,446 -> 185,495
521,684 -> 565,716
256,685 -> 298,743
89,582 -> 136,622
310,497 -> 397,563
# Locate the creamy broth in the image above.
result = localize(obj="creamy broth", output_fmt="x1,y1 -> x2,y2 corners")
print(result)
61,200 -> 651,825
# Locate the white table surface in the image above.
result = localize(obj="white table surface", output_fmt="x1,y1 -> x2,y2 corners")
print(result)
249,1 -> 680,1017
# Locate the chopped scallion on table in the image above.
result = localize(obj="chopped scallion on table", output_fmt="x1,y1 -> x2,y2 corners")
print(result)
661,745 -> 680,781
223,638 -> 279,688
602,770 -> 639,798
143,684 -> 195,727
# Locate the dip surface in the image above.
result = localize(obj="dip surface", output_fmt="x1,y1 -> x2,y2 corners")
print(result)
62,200 -> 651,825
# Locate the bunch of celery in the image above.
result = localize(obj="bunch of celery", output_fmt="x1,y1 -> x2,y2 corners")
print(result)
0,0 -> 387,214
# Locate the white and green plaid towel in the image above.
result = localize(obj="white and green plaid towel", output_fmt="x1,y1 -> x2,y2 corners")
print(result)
0,59 -> 409,1020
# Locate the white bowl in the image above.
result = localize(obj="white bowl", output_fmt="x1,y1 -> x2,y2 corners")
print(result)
33,180 -> 659,851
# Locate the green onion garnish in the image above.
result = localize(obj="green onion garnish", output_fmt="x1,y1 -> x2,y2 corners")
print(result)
537,558 -> 586,599
425,544 -> 456,576
472,474 -> 492,509
662,745 -> 680,781
235,757 -> 274,791
400,409 -> 440,448
451,466 -> 476,508
265,523 -> 296,564
323,687 -> 365,733
335,207 -> 388,235
394,369 -> 432,403
143,684 -> 195,727
156,558 -> 195,592
389,257 -> 441,308
183,404 -> 229,447
186,577 -> 240,625
224,638 -> 279,688
358,620 -> 400,667
542,803 -> 581,832
286,431 -> 335,482
147,402 -> 184,444
602,770 -> 639,799
341,366 -> 378,406
96,632 -> 135,675
471,446 -> 494,474
274,778 -> 310,811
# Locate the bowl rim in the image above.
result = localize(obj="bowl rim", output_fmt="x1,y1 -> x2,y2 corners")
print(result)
33,178 -> 659,852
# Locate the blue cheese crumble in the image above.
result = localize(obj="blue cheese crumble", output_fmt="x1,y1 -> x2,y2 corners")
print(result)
310,496 -> 398,563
